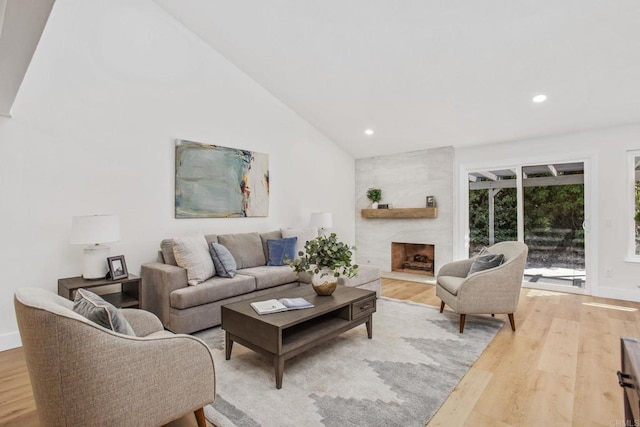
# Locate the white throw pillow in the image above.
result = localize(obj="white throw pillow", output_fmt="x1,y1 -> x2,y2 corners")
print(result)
173,235 -> 215,286
281,227 -> 318,258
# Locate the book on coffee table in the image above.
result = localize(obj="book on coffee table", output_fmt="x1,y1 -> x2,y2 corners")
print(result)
250,297 -> 314,315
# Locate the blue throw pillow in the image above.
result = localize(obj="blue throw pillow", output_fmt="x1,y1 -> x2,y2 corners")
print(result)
209,243 -> 237,278
267,237 -> 298,266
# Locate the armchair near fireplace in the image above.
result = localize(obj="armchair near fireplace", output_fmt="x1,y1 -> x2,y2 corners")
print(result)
436,241 -> 528,333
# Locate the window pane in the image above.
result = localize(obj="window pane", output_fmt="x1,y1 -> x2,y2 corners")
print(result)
468,171 -> 517,257
523,163 -> 585,288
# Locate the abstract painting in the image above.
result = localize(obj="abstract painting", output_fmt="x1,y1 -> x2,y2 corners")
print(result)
175,139 -> 269,218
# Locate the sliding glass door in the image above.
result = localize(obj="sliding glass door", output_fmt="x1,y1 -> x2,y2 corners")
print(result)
467,161 -> 589,293
522,163 -> 585,289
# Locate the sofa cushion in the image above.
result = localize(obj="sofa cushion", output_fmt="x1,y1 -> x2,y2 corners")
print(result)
160,239 -> 178,266
281,227 -> 318,257
170,274 -> 256,309
173,235 -> 216,286
217,232 -> 266,269
266,237 -> 297,266
237,266 -> 297,290
437,276 -> 466,296
260,230 -> 282,259
338,265 -> 380,287
73,288 -> 135,336
209,243 -> 237,278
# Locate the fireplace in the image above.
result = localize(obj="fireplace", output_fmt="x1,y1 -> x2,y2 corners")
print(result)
391,242 -> 435,276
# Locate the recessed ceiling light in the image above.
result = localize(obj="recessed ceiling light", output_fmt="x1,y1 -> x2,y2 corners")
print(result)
364,129 -> 374,136
532,94 -> 547,103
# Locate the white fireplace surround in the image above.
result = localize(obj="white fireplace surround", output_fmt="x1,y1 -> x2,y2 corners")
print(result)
355,147 -> 454,274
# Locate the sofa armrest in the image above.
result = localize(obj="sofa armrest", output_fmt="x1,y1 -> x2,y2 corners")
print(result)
297,271 -> 313,284
121,308 -> 164,337
140,263 -> 188,329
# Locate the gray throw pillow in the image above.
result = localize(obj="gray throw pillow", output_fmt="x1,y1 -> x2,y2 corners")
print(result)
73,288 -> 135,336
210,243 -> 237,278
468,253 -> 505,276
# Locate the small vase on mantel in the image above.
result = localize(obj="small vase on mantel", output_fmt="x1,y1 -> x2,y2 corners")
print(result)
311,268 -> 338,296
371,201 -> 379,209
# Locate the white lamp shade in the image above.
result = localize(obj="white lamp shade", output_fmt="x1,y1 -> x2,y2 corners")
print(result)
310,212 -> 333,229
70,215 -> 120,245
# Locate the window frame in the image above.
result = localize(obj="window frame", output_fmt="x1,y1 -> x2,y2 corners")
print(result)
627,150 -> 640,262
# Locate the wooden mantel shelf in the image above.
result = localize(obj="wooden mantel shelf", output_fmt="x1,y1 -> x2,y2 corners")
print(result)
361,208 -> 438,219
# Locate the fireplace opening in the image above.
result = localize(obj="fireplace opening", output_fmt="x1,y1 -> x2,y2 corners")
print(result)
391,242 -> 435,276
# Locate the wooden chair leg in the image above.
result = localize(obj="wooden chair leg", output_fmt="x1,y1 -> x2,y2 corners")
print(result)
194,407 -> 206,427
439,300 -> 445,313
459,314 -> 466,333
508,313 -> 516,331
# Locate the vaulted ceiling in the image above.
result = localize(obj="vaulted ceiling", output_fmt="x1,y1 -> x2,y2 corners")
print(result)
154,0 -> 640,158
4,1 -> 640,159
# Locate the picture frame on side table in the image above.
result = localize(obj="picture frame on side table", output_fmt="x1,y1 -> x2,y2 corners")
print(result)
107,255 -> 128,280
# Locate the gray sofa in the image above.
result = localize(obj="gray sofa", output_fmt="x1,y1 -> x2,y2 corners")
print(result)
141,230 -> 381,334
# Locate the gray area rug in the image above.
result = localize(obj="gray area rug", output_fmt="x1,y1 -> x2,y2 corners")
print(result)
194,297 -> 503,427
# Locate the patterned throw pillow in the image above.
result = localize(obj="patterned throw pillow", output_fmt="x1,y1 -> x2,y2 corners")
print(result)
266,237 -> 298,266
209,243 -> 237,278
72,288 -> 135,336
173,235 -> 216,285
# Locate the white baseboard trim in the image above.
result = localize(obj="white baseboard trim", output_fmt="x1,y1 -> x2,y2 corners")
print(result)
0,331 -> 22,352
594,287 -> 640,303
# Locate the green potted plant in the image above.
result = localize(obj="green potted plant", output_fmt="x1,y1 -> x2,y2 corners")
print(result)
367,188 -> 382,208
288,233 -> 359,295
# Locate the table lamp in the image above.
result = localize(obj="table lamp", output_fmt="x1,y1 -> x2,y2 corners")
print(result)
70,215 -> 120,279
310,212 -> 333,235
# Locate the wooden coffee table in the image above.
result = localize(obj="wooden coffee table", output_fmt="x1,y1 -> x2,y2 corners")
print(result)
221,285 -> 376,389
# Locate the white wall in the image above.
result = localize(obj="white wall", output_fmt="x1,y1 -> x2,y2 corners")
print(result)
456,124 -> 640,301
0,0 -> 355,350
355,147 -> 454,272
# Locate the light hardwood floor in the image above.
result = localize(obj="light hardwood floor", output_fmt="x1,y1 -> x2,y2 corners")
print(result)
0,278 -> 637,426
383,278 -> 638,426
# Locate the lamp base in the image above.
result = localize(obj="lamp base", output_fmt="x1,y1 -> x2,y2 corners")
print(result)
82,245 -> 110,279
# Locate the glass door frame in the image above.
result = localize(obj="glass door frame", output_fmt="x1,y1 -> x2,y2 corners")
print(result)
457,155 -> 596,296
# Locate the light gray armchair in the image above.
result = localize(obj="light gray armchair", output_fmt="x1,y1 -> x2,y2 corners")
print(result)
436,241 -> 528,333
14,287 -> 216,427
